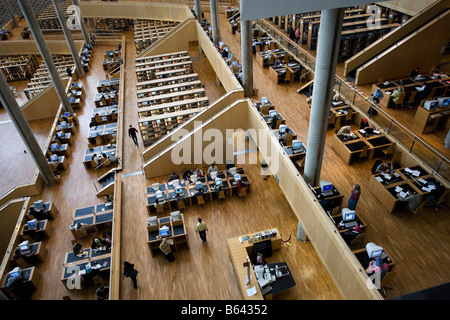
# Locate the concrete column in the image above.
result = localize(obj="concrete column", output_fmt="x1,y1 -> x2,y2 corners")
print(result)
194,0 -> 202,22
72,0 -> 91,46
209,0 -> 221,45
0,72 -> 56,186
17,0 -> 74,114
240,19 -> 253,97
3,0 -> 18,27
301,8 -> 344,241
52,0 -> 85,77
304,8 -> 344,187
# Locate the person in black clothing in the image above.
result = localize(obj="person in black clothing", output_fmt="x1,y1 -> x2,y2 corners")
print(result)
123,261 -> 138,289
128,125 -> 139,146
410,67 -> 420,78
66,67 -> 72,77
415,82 -> 432,103
89,118 -> 98,129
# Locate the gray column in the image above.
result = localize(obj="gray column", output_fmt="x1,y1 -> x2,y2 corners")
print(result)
52,0 -> 85,77
194,0 -> 202,22
0,72 -> 56,186
209,0 -> 221,45
72,0 -> 91,46
17,0 -> 74,114
3,0 -> 18,27
304,8 -> 345,187
240,19 -> 253,97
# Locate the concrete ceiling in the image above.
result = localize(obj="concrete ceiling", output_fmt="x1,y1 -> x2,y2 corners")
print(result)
240,0 -> 391,20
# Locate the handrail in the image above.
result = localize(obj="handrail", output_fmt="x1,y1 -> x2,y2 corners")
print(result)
254,17 -> 449,182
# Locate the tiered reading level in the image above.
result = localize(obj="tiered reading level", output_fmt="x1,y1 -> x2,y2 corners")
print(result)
135,51 -> 209,147
0,55 -> 39,81
134,19 -> 180,54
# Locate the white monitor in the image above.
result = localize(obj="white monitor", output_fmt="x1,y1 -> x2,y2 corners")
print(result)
171,179 -> 180,188
60,121 -> 67,127
342,208 -> 356,222
190,174 -> 198,182
176,187 -> 183,194
424,100 -> 439,110
152,183 -> 160,191
51,143 -> 59,149
320,180 -> 333,194
234,174 -> 241,181
278,124 -> 288,134
229,167 -> 237,175
438,97 -> 450,107
292,140 -> 302,149
19,240 -> 30,252
147,216 -> 157,226
155,190 -> 163,199
215,178 -> 222,186
211,171 -> 217,180
160,226 -> 170,237
196,181 -> 203,190
170,211 -> 181,220
27,219 -> 38,228
34,200 -> 43,209
261,97 -> 269,105
366,242 -> 383,259
50,155 -> 58,161
269,110 -> 277,117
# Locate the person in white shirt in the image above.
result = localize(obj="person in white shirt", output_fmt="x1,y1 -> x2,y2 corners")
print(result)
195,218 -> 208,244
208,163 -> 218,174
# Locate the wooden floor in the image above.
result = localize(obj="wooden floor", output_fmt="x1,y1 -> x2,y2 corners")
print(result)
1,10 -> 450,301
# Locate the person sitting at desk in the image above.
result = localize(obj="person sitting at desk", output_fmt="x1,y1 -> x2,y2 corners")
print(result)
371,159 -> 383,175
255,253 -> 267,266
342,225 -> 362,244
270,114 -> 278,130
13,248 -> 29,266
360,118 -> 369,130
237,179 -> 246,195
274,59 -> 283,67
390,86 -> 404,107
375,163 -> 393,175
160,238 -> 175,262
336,125 -> 351,135
410,67 -> 420,78
96,286 -> 109,300
367,257 -> 389,280
397,191 -> 421,210
183,169 -> 194,182
371,88 -> 384,104
195,168 -> 204,177
415,82 -> 432,103
91,237 -> 103,250
167,172 -> 180,182
332,92 -> 342,102
89,118 -> 98,129
29,206 -> 51,221
72,242 -> 85,256
430,65 -> 441,75
91,154 -> 102,166
208,163 -> 218,175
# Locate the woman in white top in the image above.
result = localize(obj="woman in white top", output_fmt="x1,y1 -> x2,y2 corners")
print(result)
208,163 -> 218,174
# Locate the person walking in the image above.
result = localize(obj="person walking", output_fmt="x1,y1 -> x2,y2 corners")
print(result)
128,125 -> 139,146
123,261 -> 138,289
66,67 -> 72,77
348,184 -> 361,210
195,218 -> 208,244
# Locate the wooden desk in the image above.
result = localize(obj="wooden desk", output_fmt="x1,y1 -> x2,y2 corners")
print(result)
61,253 -> 111,285
69,203 -> 114,238
412,105 -> 450,134
1,266 -> 41,298
19,219 -> 52,242
331,134 -> 368,165
83,145 -> 117,169
147,214 -> 189,256
228,228 -> 281,300
311,185 -> 344,212
352,247 -> 396,273
11,241 -> 48,264
27,201 -> 57,220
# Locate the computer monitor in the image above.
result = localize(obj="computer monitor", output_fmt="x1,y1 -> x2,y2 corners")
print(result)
8,268 -> 21,279
215,178 -> 222,186
57,131 -> 63,137
261,97 -> 269,105
234,174 -> 241,181
50,155 -> 58,161
292,140 -> 302,149
170,211 -> 181,220
27,219 -> 38,228
155,190 -> 164,199
60,121 -> 67,127
196,181 -> 203,190
19,241 -> 30,252
320,180 -> 333,194
269,110 -> 277,117
232,60 -> 238,66
160,226 -> 170,237
64,112 -> 70,117
366,242 -> 383,259
278,124 -> 288,134
424,100 -> 439,110
176,187 -> 183,194
342,208 -> 356,222
34,200 -> 43,209
438,97 -> 450,107
51,143 -> 59,149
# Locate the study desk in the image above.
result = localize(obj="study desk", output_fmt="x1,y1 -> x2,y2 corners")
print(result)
87,122 -> 117,146
269,63 -> 301,84
136,73 -> 198,89
69,203 -> 114,238
368,169 -> 424,214
1,266 -> 41,298
48,143 -> 68,158
92,105 -> 118,123
61,253 -> 111,285
263,113 -> 286,130
147,214 -> 189,256
11,241 -> 48,264
53,132 -> 72,145
331,211 -> 367,234
83,144 -> 117,169
135,55 -> 191,68
20,219 -> 52,242
264,262 -> 296,297
310,185 -> 344,213
352,247 -> 396,272
137,88 -> 206,106
227,228 -> 281,300
412,105 -> 450,134
136,80 -> 202,97
273,128 -> 297,144
27,201 -> 57,220
283,144 -> 307,162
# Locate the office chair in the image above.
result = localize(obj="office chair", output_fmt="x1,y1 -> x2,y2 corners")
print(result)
218,190 -> 226,202
238,186 -> 247,198
407,199 -> 428,215
357,146 -> 369,163
381,143 -> 396,160
393,91 -> 406,109
197,195 -> 205,206
380,271 -> 396,298
349,232 -> 366,245
155,203 -> 164,215
426,189 -> 449,213
15,257 -> 29,269
283,69 -> 292,84
177,199 -> 186,211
